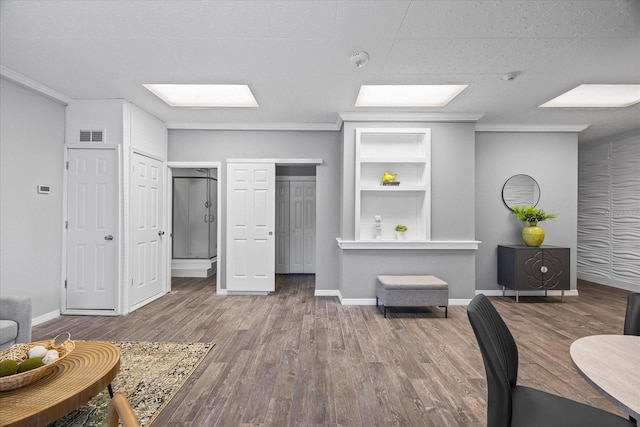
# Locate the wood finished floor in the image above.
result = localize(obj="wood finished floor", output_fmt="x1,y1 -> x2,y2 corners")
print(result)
33,277 -> 632,426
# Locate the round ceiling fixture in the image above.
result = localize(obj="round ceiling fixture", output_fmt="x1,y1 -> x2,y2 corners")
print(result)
501,71 -> 521,81
351,51 -> 369,68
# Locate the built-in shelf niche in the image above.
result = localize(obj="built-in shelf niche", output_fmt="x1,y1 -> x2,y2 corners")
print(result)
355,128 -> 431,241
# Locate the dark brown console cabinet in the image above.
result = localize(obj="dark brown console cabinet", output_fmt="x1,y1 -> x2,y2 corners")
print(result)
497,245 -> 570,302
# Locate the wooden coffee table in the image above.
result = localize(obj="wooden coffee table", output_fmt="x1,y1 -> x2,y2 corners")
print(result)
0,341 -> 120,427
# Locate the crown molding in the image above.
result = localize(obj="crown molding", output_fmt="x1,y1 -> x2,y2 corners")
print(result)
0,65 -> 72,105
338,112 -> 484,123
475,124 -> 590,132
165,121 -> 340,131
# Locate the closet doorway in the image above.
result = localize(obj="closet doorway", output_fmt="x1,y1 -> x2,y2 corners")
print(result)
275,166 -> 316,274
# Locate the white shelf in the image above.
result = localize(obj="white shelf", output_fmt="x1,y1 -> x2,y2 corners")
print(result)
355,127 -> 431,241
361,185 -> 428,192
337,238 -> 480,250
360,157 -> 428,163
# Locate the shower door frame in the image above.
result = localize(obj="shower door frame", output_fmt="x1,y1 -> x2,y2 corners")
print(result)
166,162 -> 222,289
171,175 -> 217,260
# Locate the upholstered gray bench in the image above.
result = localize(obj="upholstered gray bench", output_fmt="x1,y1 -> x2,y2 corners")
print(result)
376,275 -> 449,318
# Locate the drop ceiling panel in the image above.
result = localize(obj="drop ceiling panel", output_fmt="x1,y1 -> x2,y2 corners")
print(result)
334,1 -> 409,40
524,0 -> 631,38
0,0 -> 638,143
532,37 -> 640,78
0,0 -> 273,39
447,1 -> 556,39
383,38 -> 516,74
264,1 -> 337,39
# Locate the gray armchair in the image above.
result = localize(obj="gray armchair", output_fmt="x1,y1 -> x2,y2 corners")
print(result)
0,296 -> 32,350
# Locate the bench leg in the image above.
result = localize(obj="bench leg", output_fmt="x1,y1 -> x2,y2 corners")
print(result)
376,297 -> 387,318
440,306 -> 448,318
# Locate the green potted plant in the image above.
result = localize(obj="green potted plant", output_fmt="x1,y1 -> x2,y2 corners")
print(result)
394,224 -> 407,239
512,205 -> 557,247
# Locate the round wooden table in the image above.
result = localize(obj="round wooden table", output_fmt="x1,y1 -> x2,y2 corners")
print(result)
0,341 -> 120,427
570,334 -> 640,420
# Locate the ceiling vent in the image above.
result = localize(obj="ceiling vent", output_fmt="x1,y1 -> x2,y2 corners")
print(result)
79,129 -> 105,143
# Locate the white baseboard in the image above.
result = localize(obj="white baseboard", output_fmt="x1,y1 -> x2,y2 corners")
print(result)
578,274 -> 640,293
449,299 -> 472,306
314,290 -> 341,298
314,289 -> 374,305
314,290 -> 472,306
32,309 -> 60,326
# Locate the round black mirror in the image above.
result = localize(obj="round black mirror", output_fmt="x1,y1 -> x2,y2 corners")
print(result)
502,174 -> 540,211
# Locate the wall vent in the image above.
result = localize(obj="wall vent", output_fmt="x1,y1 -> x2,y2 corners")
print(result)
79,129 -> 105,143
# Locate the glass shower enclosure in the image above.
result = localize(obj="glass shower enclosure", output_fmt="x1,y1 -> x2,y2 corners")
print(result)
172,169 -> 217,264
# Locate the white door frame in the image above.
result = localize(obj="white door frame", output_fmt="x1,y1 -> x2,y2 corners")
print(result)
166,159 -> 321,295
224,159 -> 322,294
61,144 -> 122,316
166,162 -> 222,291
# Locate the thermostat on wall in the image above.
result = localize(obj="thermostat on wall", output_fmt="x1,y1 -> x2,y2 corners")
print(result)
37,185 -> 51,194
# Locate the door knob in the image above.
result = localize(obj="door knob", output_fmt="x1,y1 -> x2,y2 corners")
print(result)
158,230 -> 165,236
104,235 -> 114,241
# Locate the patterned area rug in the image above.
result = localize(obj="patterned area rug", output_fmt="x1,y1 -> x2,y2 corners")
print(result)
47,341 -> 214,427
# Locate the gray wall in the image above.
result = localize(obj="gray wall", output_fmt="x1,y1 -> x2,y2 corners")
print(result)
341,122 -> 477,240
168,129 -> 341,292
578,129 -> 640,292
338,121 -> 478,300
0,78 -> 65,319
475,131 -> 578,292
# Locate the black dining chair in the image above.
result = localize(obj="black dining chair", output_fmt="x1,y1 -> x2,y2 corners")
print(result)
467,294 -> 635,427
624,292 -> 640,336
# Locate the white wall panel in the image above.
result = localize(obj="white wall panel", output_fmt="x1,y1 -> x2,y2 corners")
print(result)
578,132 -> 640,288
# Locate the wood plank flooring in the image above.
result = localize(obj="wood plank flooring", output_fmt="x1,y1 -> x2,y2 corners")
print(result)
33,276 -> 633,426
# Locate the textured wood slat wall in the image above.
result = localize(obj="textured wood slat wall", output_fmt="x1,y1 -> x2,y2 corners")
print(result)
33,276 -> 632,426
578,135 -> 640,283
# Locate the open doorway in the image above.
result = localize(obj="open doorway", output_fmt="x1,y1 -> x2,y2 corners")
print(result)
275,165 -> 316,274
171,168 -> 217,277
166,162 -> 221,286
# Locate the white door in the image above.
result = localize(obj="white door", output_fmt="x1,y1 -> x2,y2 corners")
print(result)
131,153 -> 165,306
289,181 -> 316,273
66,148 -> 118,310
226,162 -> 275,292
275,181 -> 290,274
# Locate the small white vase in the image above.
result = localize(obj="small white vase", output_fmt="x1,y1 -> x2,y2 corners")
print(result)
395,231 -> 406,240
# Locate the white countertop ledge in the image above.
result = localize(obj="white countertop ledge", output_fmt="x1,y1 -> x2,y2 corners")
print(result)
336,239 -> 481,250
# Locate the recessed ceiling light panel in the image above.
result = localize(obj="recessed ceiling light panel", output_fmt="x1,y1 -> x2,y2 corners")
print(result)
355,85 -> 468,107
540,84 -> 640,108
143,84 -> 259,107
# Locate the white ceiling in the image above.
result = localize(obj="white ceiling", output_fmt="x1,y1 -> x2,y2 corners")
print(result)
1,0 -> 638,143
